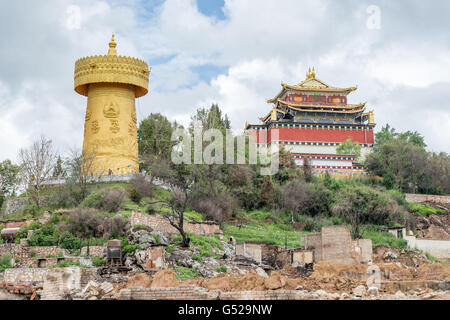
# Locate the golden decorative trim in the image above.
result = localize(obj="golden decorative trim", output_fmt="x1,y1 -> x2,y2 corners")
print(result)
285,105 -> 365,114
74,35 -> 150,98
277,99 -> 366,110
281,83 -> 357,93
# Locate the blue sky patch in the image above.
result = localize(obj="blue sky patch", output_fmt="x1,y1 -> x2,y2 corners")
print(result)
196,0 -> 226,20
191,64 -> 228,83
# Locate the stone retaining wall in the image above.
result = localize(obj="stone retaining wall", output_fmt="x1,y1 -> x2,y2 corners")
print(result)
2,196 -> 56,215
0,244 -> 67,260
80,246 -> 106,257
130,211 -> 222,236
405,194 -> 450,204
118,286 -> 319,300
381,280 -> 450,293
118,285 -> 216,300
3,268 -> 49,286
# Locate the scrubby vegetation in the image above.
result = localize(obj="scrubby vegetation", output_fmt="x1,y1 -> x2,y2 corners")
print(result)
361,226 -> 408,249
408,202 -> 446,216
176,265 -> 199,280
0,254 -> 12,272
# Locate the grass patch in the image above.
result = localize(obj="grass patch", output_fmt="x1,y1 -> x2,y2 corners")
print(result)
223,223 -> 307,248
166,245 -> 175,254
176,266 -> 199,280
122,200 -> 141,211
215,264 -> 227,273
56,260 -> 84,268
173,233 -> 223,257
184,209 -> 205,222
408,202 -> 446,216
361,226 -> 407,249
425,253 -> 450,265
92,257 -> 108,267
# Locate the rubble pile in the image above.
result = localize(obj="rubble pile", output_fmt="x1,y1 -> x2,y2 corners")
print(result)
74,281 -> 117,300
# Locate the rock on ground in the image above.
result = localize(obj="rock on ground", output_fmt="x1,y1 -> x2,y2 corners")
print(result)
352,285 -> 367,297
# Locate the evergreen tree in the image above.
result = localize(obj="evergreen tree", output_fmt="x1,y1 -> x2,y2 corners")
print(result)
259,176 -> 275,208
303,156 -> 313,182
52,156 -> 65,178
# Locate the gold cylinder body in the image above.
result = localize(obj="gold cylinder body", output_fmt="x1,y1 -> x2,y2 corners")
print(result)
83,83 -> 139,175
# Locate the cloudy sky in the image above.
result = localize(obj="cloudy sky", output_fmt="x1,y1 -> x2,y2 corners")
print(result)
0,0 -> 449,161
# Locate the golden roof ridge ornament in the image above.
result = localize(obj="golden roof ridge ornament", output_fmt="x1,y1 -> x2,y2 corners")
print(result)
306,67 -> 316,80
108,33 -> 117,56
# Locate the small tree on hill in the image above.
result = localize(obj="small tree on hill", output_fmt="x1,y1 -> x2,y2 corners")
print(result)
259,176 -> 275,208
302,156 -> 313,182
52,156 -> 65,179
151,158 -> 195,247
0,160 -> 20,213
18,136 -> 56,208
336,139 -> 362,162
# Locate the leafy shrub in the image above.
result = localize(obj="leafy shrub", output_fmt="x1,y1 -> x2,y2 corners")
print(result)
64,208 -> 103,238
129,174 -> 154,203
187,234 -> 223,257
81,188 -> 126,213
103,214 -> 129,238
215,264 -> 227,273
331,184 -> 407,226
189,192 -> 237,224
23,203 -> 39,217
362,226 -> 407,249
166,245 -> 175,254
278,179 -> 331,218
27,225 -> 60,247
56,260 -> 82,268
92,257 -> 108,267
408,202 -> 445,216
58,231 -> 81,250
258,176 -> 275,208
118,237 -> 140,255
15,221 -> 42,243
192,255 -> 203,263
0,254 -> 12,272
150,233 -> 161,245
63,208 -> 128,239
176,266 -> 199,280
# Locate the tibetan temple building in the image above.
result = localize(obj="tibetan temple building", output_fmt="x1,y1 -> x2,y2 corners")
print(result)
245,68 -> 375,176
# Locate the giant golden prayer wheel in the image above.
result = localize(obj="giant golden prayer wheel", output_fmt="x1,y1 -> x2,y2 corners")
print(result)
74,35 -> 150,176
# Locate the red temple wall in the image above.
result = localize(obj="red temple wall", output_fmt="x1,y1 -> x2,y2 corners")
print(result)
250,127 -> 374,144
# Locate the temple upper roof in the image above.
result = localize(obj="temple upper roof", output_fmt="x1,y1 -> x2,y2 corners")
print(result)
267,68 -> 357,103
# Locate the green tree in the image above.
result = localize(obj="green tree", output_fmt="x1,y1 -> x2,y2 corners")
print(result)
302,156 -> 313,182
189,103 -> 231,134
336,139 -> 362,162
374,124 -> 397,146
0,160 -> 20,210
365,125 -> 440,193
52,156 -> 65,179
138,113 -> 179,160
150,158 -> 195,247
18,136 -> 56,208
259,176 -> 275,207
